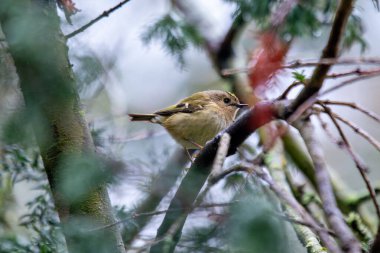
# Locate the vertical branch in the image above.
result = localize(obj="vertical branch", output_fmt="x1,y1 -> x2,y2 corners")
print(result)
288,0 -> 354,114
296,117 -> 361,253
0,1 -> 125,252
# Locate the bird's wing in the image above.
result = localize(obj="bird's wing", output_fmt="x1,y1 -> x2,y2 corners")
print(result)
154,99 -> 208,117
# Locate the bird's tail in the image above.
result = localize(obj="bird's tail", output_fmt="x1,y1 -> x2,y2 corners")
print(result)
128,113 -> 157,122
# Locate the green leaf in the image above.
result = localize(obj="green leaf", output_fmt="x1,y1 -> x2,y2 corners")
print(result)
292,70 -> 306,82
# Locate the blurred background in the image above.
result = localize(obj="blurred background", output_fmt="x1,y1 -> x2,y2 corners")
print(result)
1,0 -> 380,252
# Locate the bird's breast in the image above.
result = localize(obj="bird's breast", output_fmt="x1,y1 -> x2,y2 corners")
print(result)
162,108 -> 231,149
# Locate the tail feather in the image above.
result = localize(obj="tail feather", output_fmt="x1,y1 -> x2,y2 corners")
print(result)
128,113 -> 156,122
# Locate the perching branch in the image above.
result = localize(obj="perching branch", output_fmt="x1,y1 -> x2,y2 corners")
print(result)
154,133 -> 232,251
65,0 -> 132,39
0,1 -> 125,252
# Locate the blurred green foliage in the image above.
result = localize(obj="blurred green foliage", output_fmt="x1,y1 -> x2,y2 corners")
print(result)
142,13 -> 204,66
226,179 -> 294,253
343,14 -> 367,52
0,145 -> 65,253
142,0 -> 367,66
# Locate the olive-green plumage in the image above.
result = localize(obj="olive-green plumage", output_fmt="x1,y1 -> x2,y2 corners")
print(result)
129,90 -> 247,149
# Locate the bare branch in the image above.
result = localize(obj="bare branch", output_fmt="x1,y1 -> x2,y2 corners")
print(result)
285,58 -> 380,69
286,70 -> 380,124
288,0 -> 354,115
326,68 -> 380,79
88,201 -> 236,232
321,71 -> 380,97
332,111 -> 380,153
65,0 -> 132,39
320,100 -> 380,124
222,58 -> 380,76
277,81 -> 304,100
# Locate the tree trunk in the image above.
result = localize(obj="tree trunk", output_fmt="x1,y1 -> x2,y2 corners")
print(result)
0,1 -> 125,252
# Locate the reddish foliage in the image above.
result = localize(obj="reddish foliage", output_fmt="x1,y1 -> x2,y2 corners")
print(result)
247,102 -> 279,148
57,0 -> 79,23
248,102 -> 276,131
248,32 -> 288,90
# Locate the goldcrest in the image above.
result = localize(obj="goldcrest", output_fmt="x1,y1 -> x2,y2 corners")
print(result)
129,90 -> 247,152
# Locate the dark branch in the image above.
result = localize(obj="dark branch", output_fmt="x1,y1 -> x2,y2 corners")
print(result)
287,0 -> 354,115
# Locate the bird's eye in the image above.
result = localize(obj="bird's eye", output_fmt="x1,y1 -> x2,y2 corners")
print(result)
223,97 -> 231,104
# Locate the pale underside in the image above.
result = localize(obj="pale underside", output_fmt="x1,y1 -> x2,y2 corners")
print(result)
158,106 -> 231,149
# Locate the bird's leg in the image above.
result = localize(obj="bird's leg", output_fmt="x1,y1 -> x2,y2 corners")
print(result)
184,148 -> 194,164
186,139 -> 204,150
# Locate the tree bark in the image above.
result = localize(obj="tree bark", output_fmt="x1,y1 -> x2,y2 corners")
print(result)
0,1 -> 125,252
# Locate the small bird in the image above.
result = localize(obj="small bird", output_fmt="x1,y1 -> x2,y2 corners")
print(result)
129,90 -> 247,159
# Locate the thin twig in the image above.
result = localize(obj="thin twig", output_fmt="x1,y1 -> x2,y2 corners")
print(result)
326,68 -> 380,79
320,70 -> 380,97
332,112 -> 380,153
287,70 -> 380,123
222,58 -> 380,76
88,201 -> 237,232
286,58 -> 380,69
314,105 -> 380,154
278,68 -> 380,101
278,213 -> 336,237
65,0 -> 132,39
320,100 -> 380,124
277,81 -> 304,100
209,163 -> 253,184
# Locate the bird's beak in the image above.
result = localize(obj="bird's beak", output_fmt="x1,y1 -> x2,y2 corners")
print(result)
234,103 -> 248,108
